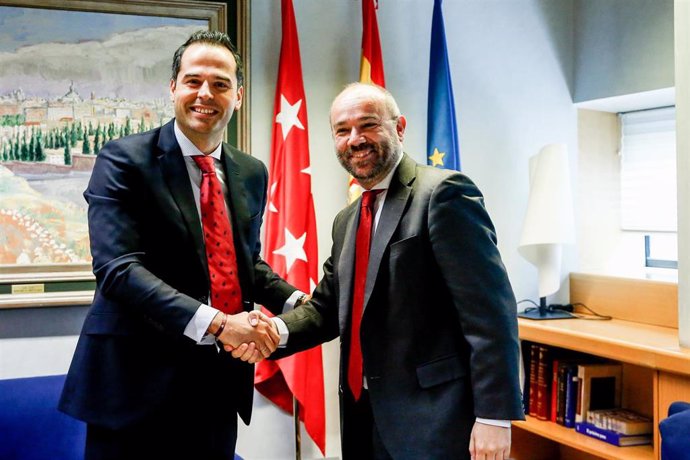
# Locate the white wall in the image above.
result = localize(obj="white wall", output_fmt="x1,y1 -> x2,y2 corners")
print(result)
0,305 -> 85,380
241,0 -> 577,458
0,336 -> 77,379
572,0 -> 676,281
675,0 -> 690,347
576,109 -> 649,277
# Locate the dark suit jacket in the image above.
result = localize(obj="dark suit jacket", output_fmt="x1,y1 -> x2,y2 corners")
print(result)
276,154 -> 525,459
59,120 -> 295,429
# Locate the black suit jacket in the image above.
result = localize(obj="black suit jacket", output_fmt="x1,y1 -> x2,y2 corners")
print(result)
59,120 -> 295,429
276,154 -> 525,459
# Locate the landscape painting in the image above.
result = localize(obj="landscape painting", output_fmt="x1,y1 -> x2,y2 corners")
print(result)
0,3 -> 208,274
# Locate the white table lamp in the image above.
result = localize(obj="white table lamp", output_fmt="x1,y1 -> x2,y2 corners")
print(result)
518,143 -> 576,320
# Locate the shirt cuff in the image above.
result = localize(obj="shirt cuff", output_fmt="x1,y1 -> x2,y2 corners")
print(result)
283,290 -> 306,313
183,303 -> 218,345
475,418 -> 511,428
272,317 -> 289,347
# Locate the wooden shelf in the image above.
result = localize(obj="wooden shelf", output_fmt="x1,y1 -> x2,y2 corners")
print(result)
513,274 -> 690,460
513,416 -> 653,460
518,317 -> 690,376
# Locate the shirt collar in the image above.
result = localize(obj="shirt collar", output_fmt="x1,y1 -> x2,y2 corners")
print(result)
173,120 -> 223,161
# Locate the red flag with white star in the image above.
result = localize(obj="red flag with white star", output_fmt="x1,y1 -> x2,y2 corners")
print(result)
255,0 -> 325,454
349,0 -> 386,203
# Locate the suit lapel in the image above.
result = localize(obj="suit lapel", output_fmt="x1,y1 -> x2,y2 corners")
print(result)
156,121 -> 207,275
220,145 -> 253,295
337,205 -> 359,333
363,154 -> 416,311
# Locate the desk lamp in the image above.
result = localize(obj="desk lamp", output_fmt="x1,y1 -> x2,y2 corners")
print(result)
518,143 -> 576,320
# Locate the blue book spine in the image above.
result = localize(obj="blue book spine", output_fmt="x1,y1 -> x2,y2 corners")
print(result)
564,365 -> 578,427
575,422 -> 651,446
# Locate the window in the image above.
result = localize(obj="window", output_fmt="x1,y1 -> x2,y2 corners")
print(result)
619,106 -> 677,272
644,234 -> 678,269
620,107 -> 676,232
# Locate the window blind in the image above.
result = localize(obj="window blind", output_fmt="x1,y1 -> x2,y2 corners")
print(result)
620,106 -> 676,232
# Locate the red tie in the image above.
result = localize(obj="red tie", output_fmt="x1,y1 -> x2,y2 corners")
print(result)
348,189 -> 382,401
193,155 -> 243,314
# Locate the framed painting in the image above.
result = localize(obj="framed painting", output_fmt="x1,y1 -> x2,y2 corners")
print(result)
0,0 -> 248,308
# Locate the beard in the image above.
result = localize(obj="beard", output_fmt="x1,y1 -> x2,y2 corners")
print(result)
336,136 -> 400,185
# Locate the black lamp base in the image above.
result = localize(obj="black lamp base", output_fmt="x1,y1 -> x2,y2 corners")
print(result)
517,297 -> 576,320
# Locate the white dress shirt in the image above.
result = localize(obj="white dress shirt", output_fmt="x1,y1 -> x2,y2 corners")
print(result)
173,122 -> 301,344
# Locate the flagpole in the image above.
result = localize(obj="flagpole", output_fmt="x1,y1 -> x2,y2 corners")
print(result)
294,397 -> 302,460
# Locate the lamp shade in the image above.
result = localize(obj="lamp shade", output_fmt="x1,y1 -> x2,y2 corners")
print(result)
518,143 -> 575,298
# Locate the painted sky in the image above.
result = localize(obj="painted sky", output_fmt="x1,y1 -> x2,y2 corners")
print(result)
0,6 -> 204,53
0,6 -> 206,101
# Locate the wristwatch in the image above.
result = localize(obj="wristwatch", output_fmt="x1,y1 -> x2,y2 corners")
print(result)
295,293 -> 308,307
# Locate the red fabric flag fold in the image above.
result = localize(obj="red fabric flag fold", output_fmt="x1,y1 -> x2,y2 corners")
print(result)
360,0 -> 386,87
254,0 -> 325,454
350,0 -> 387,202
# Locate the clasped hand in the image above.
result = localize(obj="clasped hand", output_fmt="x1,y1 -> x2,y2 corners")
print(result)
215,311 -> 278,364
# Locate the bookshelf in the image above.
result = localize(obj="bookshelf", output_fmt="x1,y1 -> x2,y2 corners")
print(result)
511,274 -> 690,460
515,416 -> 653,460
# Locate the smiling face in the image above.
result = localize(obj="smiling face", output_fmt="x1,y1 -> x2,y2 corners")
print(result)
170,43 -> 243,153
330,85 -> 406,190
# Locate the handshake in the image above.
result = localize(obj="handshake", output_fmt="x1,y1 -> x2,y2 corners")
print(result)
209,310 -> 281,364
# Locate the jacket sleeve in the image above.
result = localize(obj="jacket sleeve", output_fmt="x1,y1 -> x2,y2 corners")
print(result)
271,213 -> 343,357
86,139 -> 201,336
429,173 -> 525,420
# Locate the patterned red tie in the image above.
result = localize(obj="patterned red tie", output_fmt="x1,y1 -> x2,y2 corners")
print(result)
193,155 -> 242,314
348,189 -> 382,401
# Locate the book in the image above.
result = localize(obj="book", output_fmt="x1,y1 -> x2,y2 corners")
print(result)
575,422 -> 652,446
551,360 -> 577,425
550,357 -> 560,422
587,408 -> 653,435
564,364 -> 579,428
575,363 -> 622,424
535,345 -> 551,420
528,343 -> 540,416
555,358 -> 586,425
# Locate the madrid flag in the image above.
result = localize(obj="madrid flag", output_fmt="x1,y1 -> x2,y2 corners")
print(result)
349,0 -> 386,202
254,0 -> 325,453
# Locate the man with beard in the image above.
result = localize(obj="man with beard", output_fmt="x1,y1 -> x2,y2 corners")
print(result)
235,83 -> 525,459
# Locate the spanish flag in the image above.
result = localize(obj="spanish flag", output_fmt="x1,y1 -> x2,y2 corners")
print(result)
360,0 -> 385,86
349,0 -> 386,202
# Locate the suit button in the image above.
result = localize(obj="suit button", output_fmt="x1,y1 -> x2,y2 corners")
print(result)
199,296 -> 208,304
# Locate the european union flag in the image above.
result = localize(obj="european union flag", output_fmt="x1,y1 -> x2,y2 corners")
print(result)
427,0 -> 460,171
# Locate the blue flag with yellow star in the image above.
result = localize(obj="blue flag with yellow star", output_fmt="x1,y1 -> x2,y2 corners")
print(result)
427,0 -> 460,171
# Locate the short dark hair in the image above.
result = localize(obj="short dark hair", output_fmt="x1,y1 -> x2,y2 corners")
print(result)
171,30 -> 244,88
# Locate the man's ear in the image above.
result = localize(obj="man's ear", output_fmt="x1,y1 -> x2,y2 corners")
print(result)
396,115 -> 407,141
169,79 -> 176,102
234,86 -> 244,110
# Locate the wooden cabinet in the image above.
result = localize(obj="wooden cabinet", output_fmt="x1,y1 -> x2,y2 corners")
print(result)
511,274 -> 690,460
